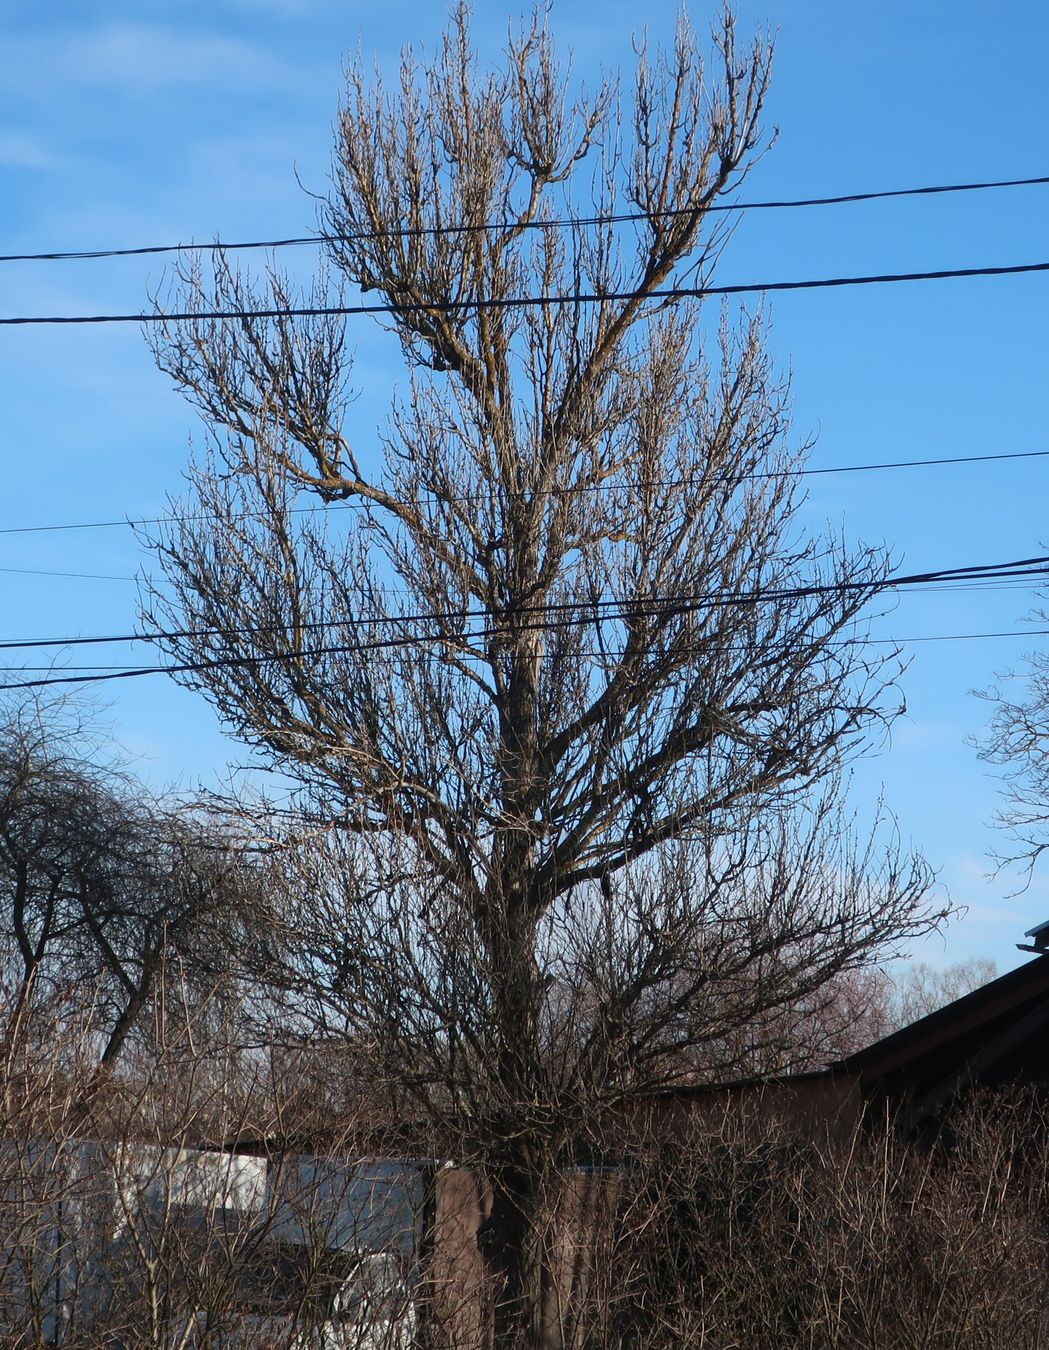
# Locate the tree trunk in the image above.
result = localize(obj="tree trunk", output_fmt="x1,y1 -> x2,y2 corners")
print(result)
480,1152 -> 557,1350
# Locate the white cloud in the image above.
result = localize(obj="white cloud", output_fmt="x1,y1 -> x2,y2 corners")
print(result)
888,716 -> 960,754
226,0 -> 317,14
0,131 -> 64,171
57,22 -> 288,92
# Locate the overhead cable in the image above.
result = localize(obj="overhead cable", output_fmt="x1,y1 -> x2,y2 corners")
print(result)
4,258 -> 1049,327
0,446 -> 1046,541
5,625 -> 1049,693
3,172 -> 1048,265
0,564 -> 134,581
0,553 -> 1045,656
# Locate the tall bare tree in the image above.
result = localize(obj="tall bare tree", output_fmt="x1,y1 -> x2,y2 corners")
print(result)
144,8 -> 944,1344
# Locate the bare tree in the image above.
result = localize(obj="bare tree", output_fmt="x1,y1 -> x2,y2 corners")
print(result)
723,957 -> 1000,1076
144,8 -> 944,1345
888,957 -> 998,1028
979,632 -> 1049,876
0,698 -> 255,1077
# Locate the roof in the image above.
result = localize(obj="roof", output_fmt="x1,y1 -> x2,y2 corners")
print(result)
1024,918 -> 1049,950
836,953 -> 1049,1118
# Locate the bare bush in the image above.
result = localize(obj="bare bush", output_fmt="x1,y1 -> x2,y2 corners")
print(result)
597,1092 -> 1049,1349
0,989 -> 424,1349
5,979 -> 1049,1349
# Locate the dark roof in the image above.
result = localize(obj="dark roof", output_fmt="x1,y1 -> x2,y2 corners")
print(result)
1024,918 -> 1049,951
836,953 -> 1049,1117
644,1068 -> 840,1099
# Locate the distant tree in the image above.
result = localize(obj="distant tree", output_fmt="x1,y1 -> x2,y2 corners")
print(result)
722,958 -> 1001,1075
0,698 -> 254,1074
144,8 -> 944,1345
687,965 -> 897,1075
888,957 -> 997,1027
979,637 -> 1049,875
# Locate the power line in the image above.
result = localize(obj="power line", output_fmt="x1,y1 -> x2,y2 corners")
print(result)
3,173 -> 1048,265
5,625 -> 1049,693
4,258 -> 1049,328
0,569 -> 1041,601
0,619 -> 1039,675
903,628 -> 1049,644
1,446 -> 1046,541
0,564 -> 134,582
800,448 -> 1049,477
0,553 -> 1046,656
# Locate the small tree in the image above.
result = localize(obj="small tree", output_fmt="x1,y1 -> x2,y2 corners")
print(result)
145,8 -> 943,1345
979,630 -> 1049,877
0,698 -> 254,1077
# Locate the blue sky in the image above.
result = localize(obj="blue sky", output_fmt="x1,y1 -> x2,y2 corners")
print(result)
3,1 -> 1049,971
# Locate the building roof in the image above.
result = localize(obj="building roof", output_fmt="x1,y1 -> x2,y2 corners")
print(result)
836,953 -> 1049,1120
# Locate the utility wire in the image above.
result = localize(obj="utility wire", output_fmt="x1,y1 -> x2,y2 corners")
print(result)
0,572 -> 1042,600
1,447 -> 1046,540
5,259 -> 1049,327
3,172 -> 1048,265
6,625 -> 1049,693
0,554 -> 1046,656
2,619 -> 1044,673
0,564 -> 134,581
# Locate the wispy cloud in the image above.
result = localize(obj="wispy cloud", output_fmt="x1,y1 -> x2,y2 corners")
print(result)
77,22 -> 288,89
226,0 -> 318,15
0,131 -> 64,171
6,22 -> 290,95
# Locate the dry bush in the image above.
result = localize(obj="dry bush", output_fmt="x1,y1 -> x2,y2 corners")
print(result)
7,979 -> 1049,1350
594,1092 -> 1049,1350
0,985 -> 421,1349
8,954 -> 1049,1350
